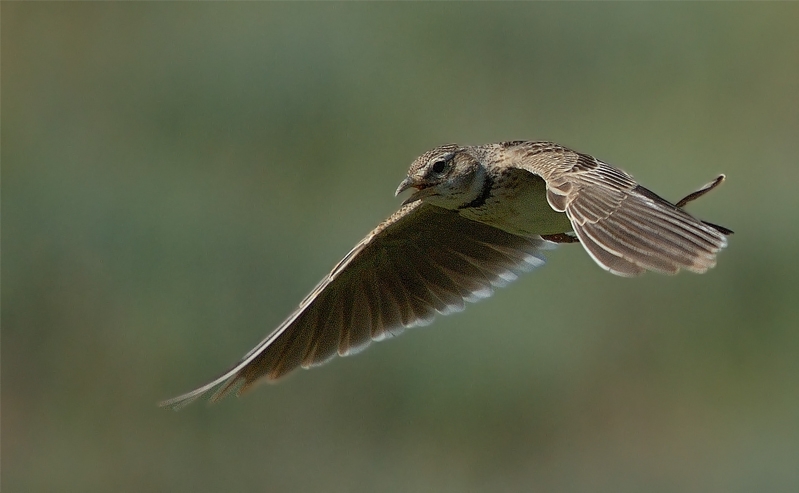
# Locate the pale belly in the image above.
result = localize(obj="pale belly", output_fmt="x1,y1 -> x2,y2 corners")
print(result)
457,169 -> 572,236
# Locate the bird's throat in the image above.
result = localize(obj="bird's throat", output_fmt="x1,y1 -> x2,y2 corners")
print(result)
458,173 -> 494,210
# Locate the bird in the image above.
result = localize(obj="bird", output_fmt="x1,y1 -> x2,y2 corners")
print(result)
160,140 -> 731,409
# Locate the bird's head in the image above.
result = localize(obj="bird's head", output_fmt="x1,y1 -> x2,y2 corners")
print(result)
395,145 -> 486,209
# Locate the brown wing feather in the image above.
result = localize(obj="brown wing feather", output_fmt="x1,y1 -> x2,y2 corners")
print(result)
530,150 -> 728,277
159,202 -> 552,408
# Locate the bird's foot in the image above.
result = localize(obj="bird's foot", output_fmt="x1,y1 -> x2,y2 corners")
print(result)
541,233 -> 580,244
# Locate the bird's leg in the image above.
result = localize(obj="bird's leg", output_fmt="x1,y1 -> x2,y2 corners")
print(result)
675,175 -> 725,208
541,233 -> 580,244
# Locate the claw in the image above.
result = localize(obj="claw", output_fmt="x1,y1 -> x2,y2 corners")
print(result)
541,233 -> 580,244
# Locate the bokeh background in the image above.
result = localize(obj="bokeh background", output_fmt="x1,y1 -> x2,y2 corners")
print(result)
4,3 -> 798,492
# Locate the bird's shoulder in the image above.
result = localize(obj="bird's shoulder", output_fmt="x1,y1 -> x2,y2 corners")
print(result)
484,141 -> 636,191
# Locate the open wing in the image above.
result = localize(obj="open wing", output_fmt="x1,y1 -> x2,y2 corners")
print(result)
528,149 -> 729,277
160,202 -> 553,408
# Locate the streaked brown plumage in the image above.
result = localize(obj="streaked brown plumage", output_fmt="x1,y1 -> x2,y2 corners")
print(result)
160,141 -> 730,409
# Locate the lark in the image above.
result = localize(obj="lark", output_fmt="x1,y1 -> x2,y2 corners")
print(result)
161,141 -> 731,409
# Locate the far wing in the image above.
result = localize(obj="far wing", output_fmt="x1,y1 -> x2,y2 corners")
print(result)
540,152 -> 729,276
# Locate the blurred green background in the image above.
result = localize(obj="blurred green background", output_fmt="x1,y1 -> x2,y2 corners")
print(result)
4,3 -> 799,492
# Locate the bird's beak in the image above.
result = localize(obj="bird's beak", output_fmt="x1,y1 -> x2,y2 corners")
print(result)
395,177 -> 414,197
395,177 -> 437,206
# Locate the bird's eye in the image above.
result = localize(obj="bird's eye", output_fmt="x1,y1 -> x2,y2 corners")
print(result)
431,159 -> 448,174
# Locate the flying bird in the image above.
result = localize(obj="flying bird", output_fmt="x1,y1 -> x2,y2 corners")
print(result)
160,141 -> 731,409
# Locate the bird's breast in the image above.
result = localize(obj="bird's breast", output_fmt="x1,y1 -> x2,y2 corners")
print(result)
457,168 -> 572,236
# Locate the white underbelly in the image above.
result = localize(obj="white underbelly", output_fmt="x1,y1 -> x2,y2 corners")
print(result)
458,170 -> 572,236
